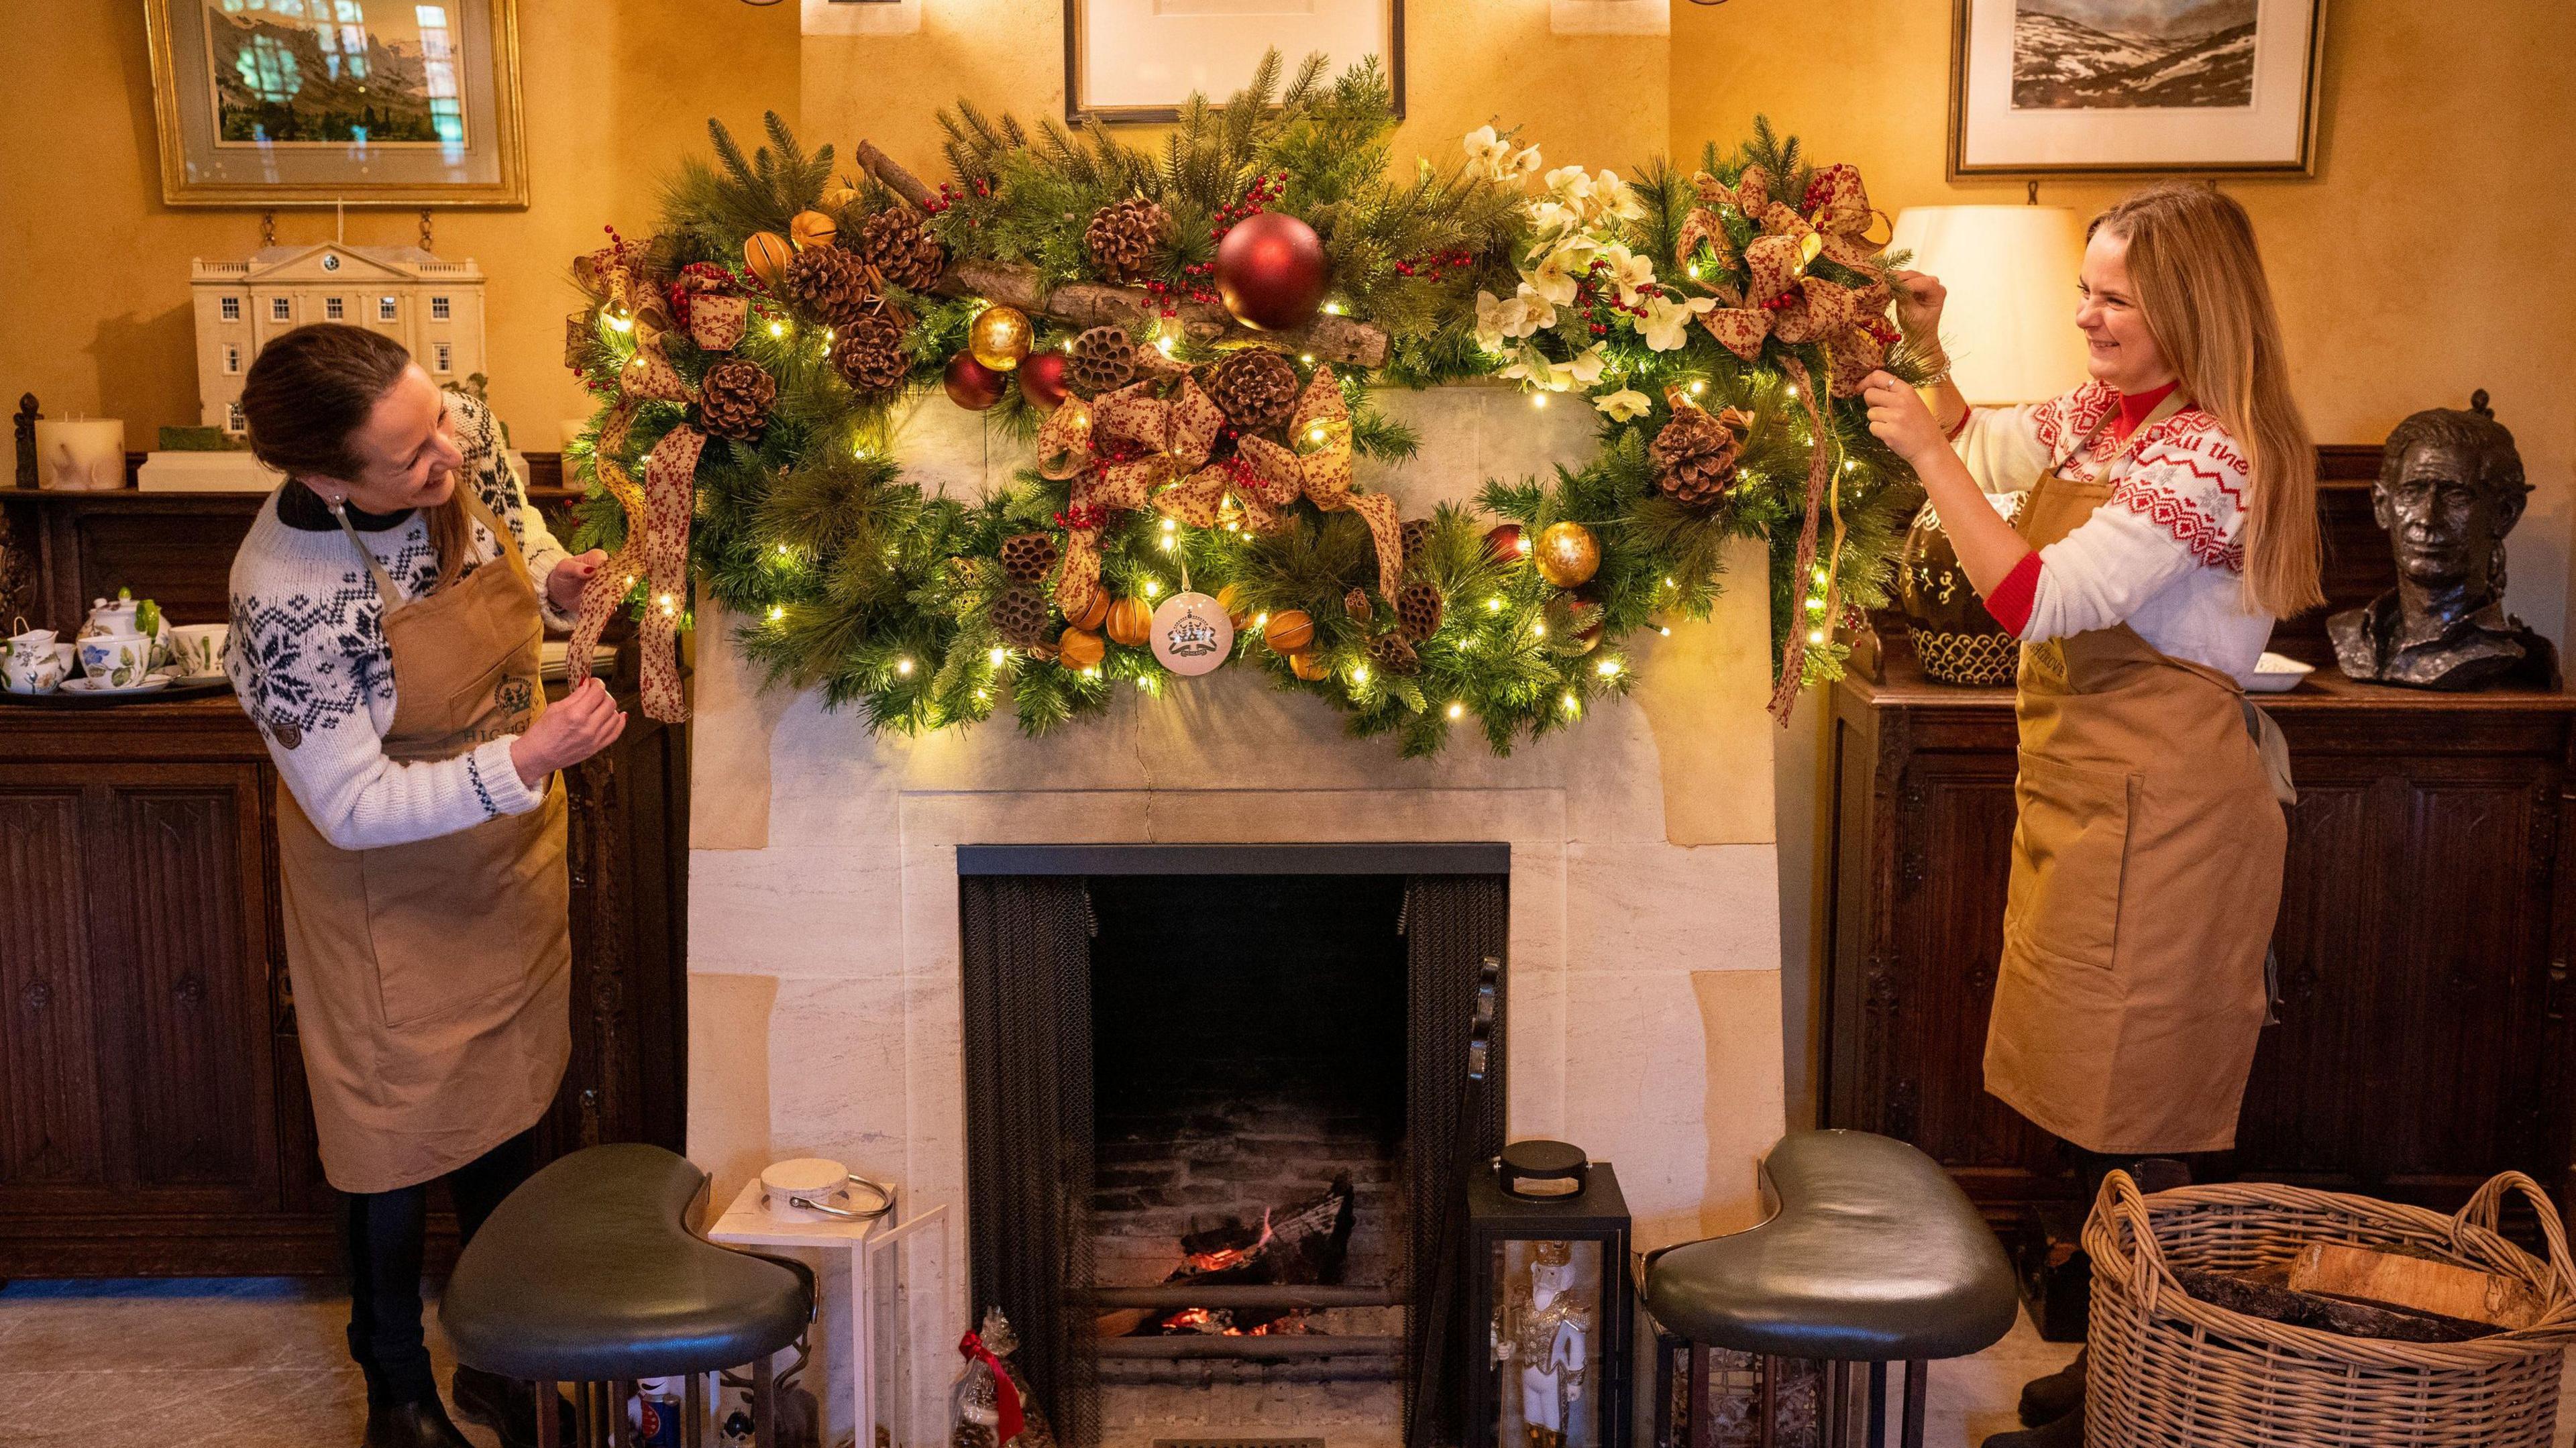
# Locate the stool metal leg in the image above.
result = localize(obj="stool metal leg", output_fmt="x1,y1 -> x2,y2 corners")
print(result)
753,1354 -> 776,1448
1867,1361 -> 1887,1448
684,1370 -> 705,1448
537,1382 -> 561,1448
1826,1360 -> 1848,1447
1757,1354 -> 1776,1448
1900,1360 -> 1928,1448
573,1379 -> 593,1448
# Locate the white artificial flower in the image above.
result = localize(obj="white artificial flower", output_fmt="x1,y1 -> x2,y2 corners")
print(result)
1595,388 -> 1653,423
1528,241 -> 1595,307
1508,144 -> 1544,178
1464,125 -> 1515,182
1595,170 -> 1648,222
1509,282 -> 1558,337
1545,166 -> 1596,201
1566,345 -> 1608,387
1526,198 -> 1582,239
1473,289 -> 1517,353
1640,292 -> 1717,352
1597,243 -> 1658,307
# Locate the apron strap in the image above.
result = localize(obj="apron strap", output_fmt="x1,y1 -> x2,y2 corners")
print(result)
2070,388 -> 2193,486
329,483 -> 529,618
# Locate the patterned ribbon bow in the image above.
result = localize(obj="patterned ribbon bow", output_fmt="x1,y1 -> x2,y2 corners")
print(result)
1037,379 -> 1227,617
567,241 -> 704,723
1156,366 -> 1405,598
1682,162 -> 1896,395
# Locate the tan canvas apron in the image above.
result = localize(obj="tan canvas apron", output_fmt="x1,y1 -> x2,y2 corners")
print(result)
1980,397 -> 2291,1155
275,490 -> 572,1194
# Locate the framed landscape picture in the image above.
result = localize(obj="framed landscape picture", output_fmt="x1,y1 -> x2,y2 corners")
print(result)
1063,0 -> 1403,125
146,0 -> 527,207
1949,0 -> 2326,177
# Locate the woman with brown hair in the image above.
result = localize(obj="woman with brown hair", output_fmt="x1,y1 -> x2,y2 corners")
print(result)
225,323 -> 623,1448
1861,182 -> 2316,1447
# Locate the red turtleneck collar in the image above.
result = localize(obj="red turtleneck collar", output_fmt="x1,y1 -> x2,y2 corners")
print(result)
2111,380 -> 2181,441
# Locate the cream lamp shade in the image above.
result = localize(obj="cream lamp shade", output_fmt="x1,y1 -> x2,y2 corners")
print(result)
1888,205 -> 2090,406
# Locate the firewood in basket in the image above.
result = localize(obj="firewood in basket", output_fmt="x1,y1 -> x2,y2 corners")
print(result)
2286,1242 -> 2545,1331
2173,1268 -> 2498,1342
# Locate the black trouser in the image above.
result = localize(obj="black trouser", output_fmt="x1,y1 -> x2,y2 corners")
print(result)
343,1128 -> 537,1405
2074,1148 -> 2196,1205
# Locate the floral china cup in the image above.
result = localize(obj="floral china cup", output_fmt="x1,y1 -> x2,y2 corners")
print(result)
77,632 -> 154,689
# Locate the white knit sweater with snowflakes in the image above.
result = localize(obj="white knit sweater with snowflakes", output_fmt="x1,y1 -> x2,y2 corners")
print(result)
1955,380 -> 2275,685
224,395 -> 577,851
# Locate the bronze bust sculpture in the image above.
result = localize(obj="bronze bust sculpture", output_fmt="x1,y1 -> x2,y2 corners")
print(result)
2330,391 -> 2559,690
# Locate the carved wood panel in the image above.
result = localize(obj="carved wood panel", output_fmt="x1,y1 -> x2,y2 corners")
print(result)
0,789 -> 104,1187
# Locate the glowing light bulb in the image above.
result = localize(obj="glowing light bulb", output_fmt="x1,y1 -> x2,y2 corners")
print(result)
1254,612 -> 1270,629
1657,625 -> 1672,636
1807,628 -> 1825,645
776,544 -> 792,557
1352,664 -> 1371,685
1308,425 -> 1327,443
1155,333 -> 1176,357
767,606 -> 785,622
989,648 -> 1009,667
768,321 -> 787,338
1160,518 -> 1177,533
1843,459 -> 1859,472
1157,535 -> 1175,552
1562,691 -> 1580,714
1485,597 -> 1503,612
1300,353 -> 1316,365
975,689 -> 990,702
1531,393 -> 1548,410
1786,384 -> 1799,398
1323,300 -> 1346,316
896,657 -> 915,677
1662,576 -> 1676,588
1689,380 -> 1707,396
1813,567 -> 1830,584
1597,659 -> 1622,677
1142,579 -> 1161,598
1083,666 -> 1101,679
605,312 -> 634,333
824,327 -> 836,343
1531,619 -> 1546,638
1446,702 -> 1465,720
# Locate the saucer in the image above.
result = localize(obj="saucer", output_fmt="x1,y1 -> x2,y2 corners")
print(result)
61,671 -> 174,696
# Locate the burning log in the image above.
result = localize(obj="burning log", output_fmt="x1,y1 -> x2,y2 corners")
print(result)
1097,1177 -> 1356,1339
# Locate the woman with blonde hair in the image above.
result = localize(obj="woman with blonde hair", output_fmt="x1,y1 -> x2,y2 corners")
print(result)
1861,181 -> 2315,1447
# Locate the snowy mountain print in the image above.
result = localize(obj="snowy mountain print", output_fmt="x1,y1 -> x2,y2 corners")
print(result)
2013,0 -> 2259,109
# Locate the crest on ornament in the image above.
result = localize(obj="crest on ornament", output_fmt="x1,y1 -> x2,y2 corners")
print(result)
1150,592 -> 1235,677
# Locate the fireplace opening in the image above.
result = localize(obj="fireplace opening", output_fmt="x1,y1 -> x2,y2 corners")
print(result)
960,846 -> 1507,1448
1089,874 -> 1409,1362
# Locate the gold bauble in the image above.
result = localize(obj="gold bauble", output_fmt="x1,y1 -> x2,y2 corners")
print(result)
1264,609 -> 1316,655
790,210 -> 839,250
743,231 -> 794,288
967,305 -> 1034,372
1534,521 -> 1602,589
1057,628 -> 1106,671
1106,596 -> 1153,648
1288,650 -> 1330,681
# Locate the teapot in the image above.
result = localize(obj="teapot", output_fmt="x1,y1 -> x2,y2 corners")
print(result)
78,590 -> 168,663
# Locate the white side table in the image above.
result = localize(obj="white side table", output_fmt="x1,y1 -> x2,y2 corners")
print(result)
708,1181 -> 947,1447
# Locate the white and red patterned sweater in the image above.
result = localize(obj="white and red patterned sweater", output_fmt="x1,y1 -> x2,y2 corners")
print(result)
1953,379 -> 2274,685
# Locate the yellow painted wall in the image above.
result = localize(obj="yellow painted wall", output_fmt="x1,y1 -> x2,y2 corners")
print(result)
0,0 -> 802,450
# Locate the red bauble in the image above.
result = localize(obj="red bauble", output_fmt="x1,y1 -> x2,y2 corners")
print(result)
1018,350 -> 1071,411
1484,523 -> 1529,561
1214,212 -> 1330,332
943,352 -> 1006,411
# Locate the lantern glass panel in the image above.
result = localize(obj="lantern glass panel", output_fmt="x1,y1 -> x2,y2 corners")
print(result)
1491,1237 -> 1606,1448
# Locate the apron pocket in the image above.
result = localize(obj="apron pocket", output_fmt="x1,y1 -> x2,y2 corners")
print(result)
359,812 -> 547,1029
2008,750 -> 2137,971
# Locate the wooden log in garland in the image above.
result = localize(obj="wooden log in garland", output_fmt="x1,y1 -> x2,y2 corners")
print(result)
859,141 -> 1391,368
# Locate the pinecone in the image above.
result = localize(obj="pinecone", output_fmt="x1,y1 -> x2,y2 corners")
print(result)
696,357 -> 776,442
1203,350 -> 1301,431
830,310 -> 910,396
1085,197 -> 1171,282
1343,587 -> 1373,623
1000,533 -> 1060,584
991,585 -> 1055,647
1366,632 -> 1421,677
1397,581 -> 1444,641
1400,518 -> 1434,567
1067,325 -> 1138,398
859,209 -> 947,292
784,243 -> 875,328
1651,404 -> 1752,509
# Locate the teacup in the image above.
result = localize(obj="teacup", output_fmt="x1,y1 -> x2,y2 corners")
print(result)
4,630 -> 71,694
77,632 -> 154,689
167,622 -> 231,679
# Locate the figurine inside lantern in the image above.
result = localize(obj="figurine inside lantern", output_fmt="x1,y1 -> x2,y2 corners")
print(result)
1467,1147 -> 1630,1448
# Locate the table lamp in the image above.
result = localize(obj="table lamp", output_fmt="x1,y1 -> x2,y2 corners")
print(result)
1887,204 -> 2088,406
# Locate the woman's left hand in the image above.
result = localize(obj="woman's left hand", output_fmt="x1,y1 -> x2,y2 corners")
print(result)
546,551 -> 608,614
1861,372 -> 1946,469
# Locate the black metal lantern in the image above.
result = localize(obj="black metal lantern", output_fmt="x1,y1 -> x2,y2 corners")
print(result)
1466,1147 -> 1631,1448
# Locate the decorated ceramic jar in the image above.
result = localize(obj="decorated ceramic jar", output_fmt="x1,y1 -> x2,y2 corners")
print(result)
1896,492 -> 2027,686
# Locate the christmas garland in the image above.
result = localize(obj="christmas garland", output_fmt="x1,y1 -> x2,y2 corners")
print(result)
564,56 -> 1932,755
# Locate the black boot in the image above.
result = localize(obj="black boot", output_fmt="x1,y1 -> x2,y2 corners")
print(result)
363,1395 -> 474,1448
1982,1403 -> 2084,1448
2017,1348 -> 2086,1427
451,1365 -> 573,1448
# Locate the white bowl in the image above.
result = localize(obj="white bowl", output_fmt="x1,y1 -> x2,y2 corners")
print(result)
2247,651 -> 2315,693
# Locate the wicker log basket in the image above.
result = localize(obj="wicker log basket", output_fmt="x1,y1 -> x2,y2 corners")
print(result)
2083,1169 -> 2576,1447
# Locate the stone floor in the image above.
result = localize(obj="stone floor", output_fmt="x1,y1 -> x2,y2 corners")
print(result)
0,1276 -> 2563,1447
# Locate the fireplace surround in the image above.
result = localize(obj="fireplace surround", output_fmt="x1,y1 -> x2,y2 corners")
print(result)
959,846 -> 1508,1448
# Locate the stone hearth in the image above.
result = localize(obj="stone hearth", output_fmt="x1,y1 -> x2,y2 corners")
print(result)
682,385 -> 1791,1445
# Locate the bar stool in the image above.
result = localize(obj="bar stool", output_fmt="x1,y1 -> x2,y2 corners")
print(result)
1642,1130 -> 2019,1447
441,1144 -> 816,1447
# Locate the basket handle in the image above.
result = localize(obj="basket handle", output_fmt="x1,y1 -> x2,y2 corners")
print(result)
2092,1168 -> 2180,1309
2449,1170 -> 2576,1302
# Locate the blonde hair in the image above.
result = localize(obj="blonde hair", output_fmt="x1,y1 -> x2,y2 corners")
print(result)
2091,183 -> 2322,618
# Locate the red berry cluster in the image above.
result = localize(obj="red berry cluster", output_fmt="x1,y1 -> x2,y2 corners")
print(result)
1053,503 -> 1111,531
1803,175 -> 1830,213
1761,290 -> 1800,314
1142,276 -> 1198,317
1863,317 -> 1900,347
924,178 -> 991,222
1393,249 -> 1474,283
664,260 -> 745,328
1211,172 -> 1289,241
1570,256 -> 1654,337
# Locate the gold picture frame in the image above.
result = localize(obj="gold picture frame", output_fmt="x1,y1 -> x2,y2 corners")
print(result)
146,0 -> 528,208
1948,0 -> 2326,178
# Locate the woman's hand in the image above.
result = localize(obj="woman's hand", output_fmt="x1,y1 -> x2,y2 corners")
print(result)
1891,270 -> 1947,354
508,678 -> 627,789
546,550 -> 608,615
1862,371 -> 1948,469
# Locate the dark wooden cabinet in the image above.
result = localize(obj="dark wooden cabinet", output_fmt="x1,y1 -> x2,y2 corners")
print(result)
0,471 -> 688,1277
1821,647 -> 2576,1226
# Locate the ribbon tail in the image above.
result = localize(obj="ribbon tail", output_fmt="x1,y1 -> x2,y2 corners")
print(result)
569,451 -> 646,695
1055,530 -> 1104,618
1770,357 -> 1835,726
638,425 -> 705,723
1348,492 -> 1405,598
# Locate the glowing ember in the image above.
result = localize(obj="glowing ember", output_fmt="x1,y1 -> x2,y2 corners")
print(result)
1181,1208 -> 1275,1274
1153,1307 -> 1310,1337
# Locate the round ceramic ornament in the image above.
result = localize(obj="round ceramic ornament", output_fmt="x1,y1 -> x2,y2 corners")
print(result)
1149,592 -> 1236,677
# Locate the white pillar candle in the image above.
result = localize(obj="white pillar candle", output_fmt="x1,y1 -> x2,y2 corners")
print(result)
35,419 -> 127,490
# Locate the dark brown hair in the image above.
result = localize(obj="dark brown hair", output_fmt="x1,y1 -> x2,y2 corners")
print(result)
239,323 -> 473,591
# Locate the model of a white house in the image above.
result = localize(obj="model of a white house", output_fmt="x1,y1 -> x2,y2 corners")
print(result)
192,243 -> 486,434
